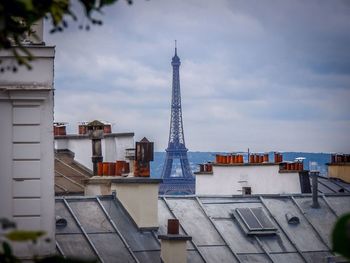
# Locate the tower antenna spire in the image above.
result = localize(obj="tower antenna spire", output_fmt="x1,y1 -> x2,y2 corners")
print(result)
175,40 -> 177,55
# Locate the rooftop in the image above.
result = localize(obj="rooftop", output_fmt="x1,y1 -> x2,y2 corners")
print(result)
55,151 -> 92,195
55,193 -> 350,262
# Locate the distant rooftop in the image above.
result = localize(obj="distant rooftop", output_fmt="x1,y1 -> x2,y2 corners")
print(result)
54,132 -> 134,140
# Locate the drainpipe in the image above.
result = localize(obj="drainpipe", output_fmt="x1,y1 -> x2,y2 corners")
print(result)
310,171 -> 320,208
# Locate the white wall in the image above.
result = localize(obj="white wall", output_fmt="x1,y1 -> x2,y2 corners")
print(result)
55,135 -> 134,170
196,165 -> 301,195
0,46 -> 55,258
68,138 -> 93,170
103,137 -> 117,162
110,136 -> 134,161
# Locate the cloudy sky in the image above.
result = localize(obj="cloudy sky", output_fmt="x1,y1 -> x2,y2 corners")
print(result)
46,0 -> 350,153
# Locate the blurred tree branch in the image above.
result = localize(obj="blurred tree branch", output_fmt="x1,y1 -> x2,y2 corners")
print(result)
0,0 -> 131,71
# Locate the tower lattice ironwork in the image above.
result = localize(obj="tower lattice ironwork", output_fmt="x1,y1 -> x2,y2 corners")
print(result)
160,43 -> 195,195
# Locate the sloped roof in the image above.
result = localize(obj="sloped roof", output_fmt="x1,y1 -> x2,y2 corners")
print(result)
55,193 -> 350,263
316,177 -> 350,194
55,151 -> 92,195
87,120 -> 105,127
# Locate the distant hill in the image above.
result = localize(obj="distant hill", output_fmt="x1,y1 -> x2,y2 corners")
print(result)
150,152 -> 331,178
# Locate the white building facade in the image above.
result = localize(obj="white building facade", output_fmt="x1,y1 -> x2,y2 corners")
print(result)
195,164 -> 304,195
54,132 -> 134,171
0,40 -> 56,257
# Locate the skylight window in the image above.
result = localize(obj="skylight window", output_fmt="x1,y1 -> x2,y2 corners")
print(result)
232,207 -> 277,235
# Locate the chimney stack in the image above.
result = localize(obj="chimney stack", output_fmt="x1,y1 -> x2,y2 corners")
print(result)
158,219 -> 192,263
87,120 -> 104,175
134,137 -> 154,177
53,122 -> 67,136
310,171 -> 320,208
110,177 -> 162,230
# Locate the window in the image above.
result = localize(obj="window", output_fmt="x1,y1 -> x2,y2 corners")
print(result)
242,187 -> 251,195
232,207 -> 277,235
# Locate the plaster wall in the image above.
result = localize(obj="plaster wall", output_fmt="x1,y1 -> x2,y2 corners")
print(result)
114,136 -> 134,161
0,46 -> 55,258
111,183 -> 159,229
67,138 -> 92,170
328,165 -> 350,183
84,183 -> 111,196
196,165 -> 301,195
103,136 -> 134,162
103,137 -> 116,162
160,239 -> 187,263
0,47 -> 54,86
55,135 -> 134,169
54,139 -> 68,149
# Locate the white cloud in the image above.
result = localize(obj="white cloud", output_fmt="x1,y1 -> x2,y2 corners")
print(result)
47,0 -> 350,152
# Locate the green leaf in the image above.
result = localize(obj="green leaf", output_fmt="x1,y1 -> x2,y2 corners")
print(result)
2,241 -> 13,256
5,230 -> 46,242
332,213 -> 350,259
18,0 -> 34,11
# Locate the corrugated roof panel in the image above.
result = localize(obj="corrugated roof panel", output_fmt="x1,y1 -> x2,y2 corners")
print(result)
200,200 -> 263,219
202,200 -> 295,252
302,251 -> 333,263
55,201 -> 81,234
187,250 -> 205,263
158,198 -> 194,250
263,197 -> 328,251
198,246 -> 239,263
317,182 -> 335,194
99,199 -> 160,251
330,180 -> 350,192
55,176 -> 84,193
293,197 -> 338,247
67,200 -> 114,233
257,234 -> 296,253
134,251 -> 161,263
213,219 -> 263,253
165,198 -> 225,246
324,196 -> 350,216
158,198 -> 176,235
318,178 -> 346,193
56,234 -> 97,260
270,252 -> 304,263
54,194 -> 350,262
89,233 -> 135,263
237,253 -> 270,262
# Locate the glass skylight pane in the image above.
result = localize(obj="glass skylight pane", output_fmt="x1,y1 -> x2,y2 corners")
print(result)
237,208 -> 262,230
251,208 -> 276,230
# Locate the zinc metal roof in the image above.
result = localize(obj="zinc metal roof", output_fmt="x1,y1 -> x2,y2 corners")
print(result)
55,193 -> 350,263
316,177 -> 350,194
54,151 -> 92,195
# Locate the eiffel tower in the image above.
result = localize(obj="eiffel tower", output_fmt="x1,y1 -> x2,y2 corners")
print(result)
159,42 -> 195,195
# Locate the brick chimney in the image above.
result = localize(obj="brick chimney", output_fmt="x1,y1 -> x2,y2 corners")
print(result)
158,219 -> 192,263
